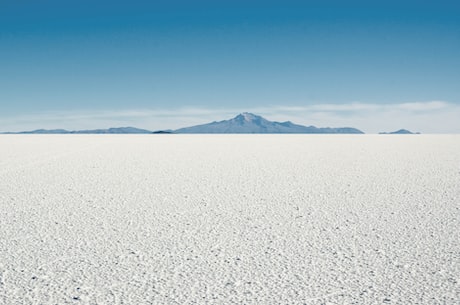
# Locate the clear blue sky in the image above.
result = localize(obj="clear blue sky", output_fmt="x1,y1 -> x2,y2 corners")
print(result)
1,0 -> 459,132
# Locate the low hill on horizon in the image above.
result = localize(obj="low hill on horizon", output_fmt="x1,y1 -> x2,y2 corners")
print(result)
379,129 -> 420,134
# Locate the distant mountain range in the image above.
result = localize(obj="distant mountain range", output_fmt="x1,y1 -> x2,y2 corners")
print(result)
171,113 -> 364,134
379,129 -> 420,134
3,127 -> 152,134
6,113 -> 417,134
1,113 -> 365,134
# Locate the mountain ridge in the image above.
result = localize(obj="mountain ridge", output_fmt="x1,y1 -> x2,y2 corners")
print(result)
173,112 -> 364,134
2,127 -> 152,134
1,113 -> 366,134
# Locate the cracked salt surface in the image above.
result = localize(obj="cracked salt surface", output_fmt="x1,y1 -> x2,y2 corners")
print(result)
0,134 -> 459,304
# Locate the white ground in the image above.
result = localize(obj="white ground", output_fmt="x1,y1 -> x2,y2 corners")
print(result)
0,135 -> 459,304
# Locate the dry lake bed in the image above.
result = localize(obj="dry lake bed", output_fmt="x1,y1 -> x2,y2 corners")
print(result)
0,135 -> 459,304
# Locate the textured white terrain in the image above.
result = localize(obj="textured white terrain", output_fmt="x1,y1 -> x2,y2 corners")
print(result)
0,135 -> 459,304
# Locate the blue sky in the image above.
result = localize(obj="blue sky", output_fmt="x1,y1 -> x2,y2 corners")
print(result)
1,0 -> 459,133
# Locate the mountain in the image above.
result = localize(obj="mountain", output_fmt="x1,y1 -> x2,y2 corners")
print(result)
11,129 -> 70,134
174,113 -> 364,134
4,127 -> 152,134
72,127 -> 152,134
379,129 -> 419,134
2,114 -> 364,134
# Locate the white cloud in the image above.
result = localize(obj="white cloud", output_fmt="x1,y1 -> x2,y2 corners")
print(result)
1,101 -> 459,133
395,101 -> 449,111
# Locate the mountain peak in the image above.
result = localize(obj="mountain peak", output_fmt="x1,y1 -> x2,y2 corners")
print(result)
234,112 -> 260,122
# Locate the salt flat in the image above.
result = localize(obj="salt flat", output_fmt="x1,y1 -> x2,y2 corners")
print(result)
0,135 -> 458,304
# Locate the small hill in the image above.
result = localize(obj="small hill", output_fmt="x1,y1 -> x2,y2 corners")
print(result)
379,129 -> 420,134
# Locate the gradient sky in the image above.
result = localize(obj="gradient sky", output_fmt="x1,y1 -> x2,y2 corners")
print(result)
1,0 -> 459,133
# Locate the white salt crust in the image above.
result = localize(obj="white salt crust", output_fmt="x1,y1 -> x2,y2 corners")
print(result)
0,135 -> 458,304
